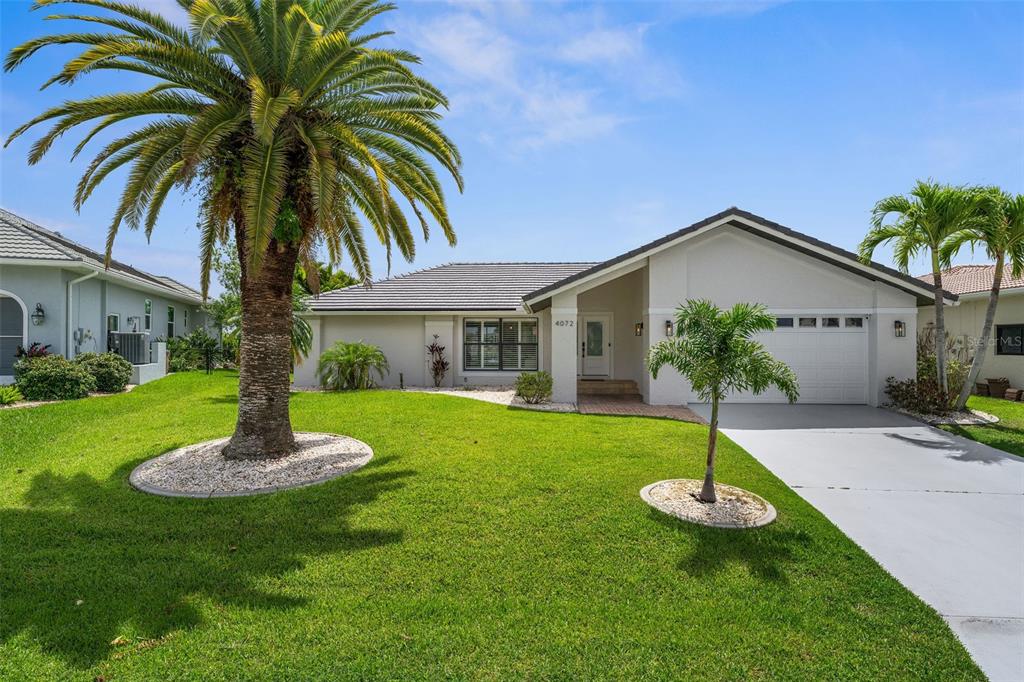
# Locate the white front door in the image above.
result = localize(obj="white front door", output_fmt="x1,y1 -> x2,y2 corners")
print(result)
579,314 -> 611,376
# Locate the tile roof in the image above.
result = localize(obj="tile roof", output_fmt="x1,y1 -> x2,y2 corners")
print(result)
0,208 -> 201,303
918,264 -> 1024,296
308,262 -> 597,311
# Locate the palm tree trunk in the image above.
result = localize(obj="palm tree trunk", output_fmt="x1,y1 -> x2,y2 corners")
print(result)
955,255 -> 1004,410
222,233 -> 298,460
699,395 -> 719,503
931,251 -> 948,395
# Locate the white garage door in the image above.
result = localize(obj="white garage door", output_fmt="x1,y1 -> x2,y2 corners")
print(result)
727,314 -> 868,404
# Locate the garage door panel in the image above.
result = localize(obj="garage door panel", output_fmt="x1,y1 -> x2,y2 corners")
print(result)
727,321 -> 867,404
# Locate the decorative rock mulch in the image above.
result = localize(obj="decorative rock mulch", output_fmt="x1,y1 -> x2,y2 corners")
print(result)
888,406 -> 999,426
640,479 -> 777,529
1,384 -> 137,410
130,432 -> 373,498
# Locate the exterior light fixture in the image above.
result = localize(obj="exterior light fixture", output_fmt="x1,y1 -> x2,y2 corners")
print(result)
30,303 -> 45,326
634,322 -> 643,336
894,320 -> 906,338
665,319 -> 675,337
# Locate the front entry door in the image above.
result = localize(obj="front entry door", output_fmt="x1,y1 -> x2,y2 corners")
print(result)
580,315 -> 611,376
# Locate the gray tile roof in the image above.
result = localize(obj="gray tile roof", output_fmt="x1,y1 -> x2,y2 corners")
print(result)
309,262 -> 597,311
0,208 -> 201,303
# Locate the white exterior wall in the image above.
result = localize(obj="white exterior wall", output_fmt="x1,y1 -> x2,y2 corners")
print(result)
577,268 -> 646,384
639,226 -> 918,405
919,293 -> 1024,389
295,310 -> 552,389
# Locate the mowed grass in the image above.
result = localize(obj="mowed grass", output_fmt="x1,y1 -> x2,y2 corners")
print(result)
941,395 -> 1024,458
0,372 -> 981,680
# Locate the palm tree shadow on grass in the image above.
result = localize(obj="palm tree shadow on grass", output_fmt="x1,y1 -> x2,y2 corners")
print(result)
647,509 -> 813,583
1,457 -> 410,670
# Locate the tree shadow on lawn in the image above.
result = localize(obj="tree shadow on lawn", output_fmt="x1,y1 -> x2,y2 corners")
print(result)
647,509 -> 813,583
1,457 -> 411,670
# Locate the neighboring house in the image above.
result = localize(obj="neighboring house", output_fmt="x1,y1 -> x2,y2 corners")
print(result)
0,208 -> 205,384
919,264 -> 1024,388
296,208 -> 953,406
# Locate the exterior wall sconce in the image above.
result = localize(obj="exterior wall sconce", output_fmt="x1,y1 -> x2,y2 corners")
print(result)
30,303 -> 45,326
665,319 -> 675,337
634,322 -> 643,336
894,320 -> 906,338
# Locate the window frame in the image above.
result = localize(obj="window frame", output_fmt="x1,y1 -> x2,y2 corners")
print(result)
166,306 -> 175,339
463,317 -> 539,372
144,299 -> 152,333
183,308 -> 189,331
996,324 -> 1024,356
106,313 -> 119,333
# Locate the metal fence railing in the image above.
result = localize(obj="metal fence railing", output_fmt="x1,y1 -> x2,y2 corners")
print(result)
108,332 -> 149,365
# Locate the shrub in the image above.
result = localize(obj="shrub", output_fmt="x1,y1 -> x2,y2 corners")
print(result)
74,352 -> 132,393
14,355 -> 96,400
0,385 -> 23,405
515,371 -> 553,404
317,341 -> 390,390
426,335 -> 450,387
167,329 -> 222,372
884,376 -> 952,414
15,342 -> 51,359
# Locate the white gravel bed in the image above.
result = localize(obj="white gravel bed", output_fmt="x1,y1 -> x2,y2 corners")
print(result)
1,384 -> 137,410
130,432 -> 373,498
887,406 -> 999,426
641,479 -> 777,529
401,386 -> 576,412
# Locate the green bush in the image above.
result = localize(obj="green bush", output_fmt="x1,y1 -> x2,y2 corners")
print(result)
514,371 -> 553,404
14,355 -> 96,401
317,341 -> 390,390
167,329 -> 222,372
0,385 -> 23,405
74,352 -> 133,393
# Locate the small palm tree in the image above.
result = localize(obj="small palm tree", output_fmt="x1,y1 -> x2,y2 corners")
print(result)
5,0 -> 461,459
859,181 -> 984,394
942,190 -> 1024,410
317,341 -> 389,390
646,301 -> 799,503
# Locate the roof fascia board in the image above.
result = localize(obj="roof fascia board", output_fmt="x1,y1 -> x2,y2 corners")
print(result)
524,216 -> 732,305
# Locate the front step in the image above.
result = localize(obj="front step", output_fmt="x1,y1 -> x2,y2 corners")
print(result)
577,379 -> 640,396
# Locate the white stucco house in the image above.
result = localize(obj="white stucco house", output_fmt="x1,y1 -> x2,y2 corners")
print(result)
919,264 -> 1024,389
295,208 -> 955,407
0,208 -> 206,384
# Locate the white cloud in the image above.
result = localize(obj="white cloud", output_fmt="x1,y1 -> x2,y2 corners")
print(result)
558,26 -> 647,64
397,6 -> 682,151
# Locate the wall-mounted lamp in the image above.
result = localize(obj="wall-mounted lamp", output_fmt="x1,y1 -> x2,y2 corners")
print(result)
30,303 -> 45,326
894,320 -> 906,338
634,322 -> 643,336
665,319 -> 675,337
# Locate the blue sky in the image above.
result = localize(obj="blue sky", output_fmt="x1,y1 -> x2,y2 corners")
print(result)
2,0 -> 1022,294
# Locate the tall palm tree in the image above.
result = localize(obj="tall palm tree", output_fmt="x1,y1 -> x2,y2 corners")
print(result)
646,301 -> 799,503
859,181 -> 982,394
942,190 -> 1024,410
5,0 -> 461,459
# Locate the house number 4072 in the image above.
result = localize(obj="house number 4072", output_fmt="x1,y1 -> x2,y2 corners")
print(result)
555,320 -> 575,327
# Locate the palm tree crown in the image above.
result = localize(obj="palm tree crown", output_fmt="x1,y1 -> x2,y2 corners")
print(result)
646,300 -> 798,503
5,0 -> 463,294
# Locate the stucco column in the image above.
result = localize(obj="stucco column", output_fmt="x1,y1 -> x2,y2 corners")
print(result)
550,292 -> 578,404
293,316 -> 322,388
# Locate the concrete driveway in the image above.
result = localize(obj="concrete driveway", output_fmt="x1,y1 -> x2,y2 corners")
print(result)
690,404 -> 1024,681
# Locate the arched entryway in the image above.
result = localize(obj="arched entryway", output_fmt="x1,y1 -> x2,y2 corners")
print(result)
0,290 -> 28,380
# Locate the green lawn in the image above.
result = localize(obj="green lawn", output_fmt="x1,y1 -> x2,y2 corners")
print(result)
0,372 -> 981,680
941,395 -> 1024,458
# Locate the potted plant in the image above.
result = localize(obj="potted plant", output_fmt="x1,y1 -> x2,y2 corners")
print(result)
986,377 -> 1010,397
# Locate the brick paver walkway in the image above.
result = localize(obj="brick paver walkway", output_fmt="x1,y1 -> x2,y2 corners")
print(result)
577,396 -> 705,423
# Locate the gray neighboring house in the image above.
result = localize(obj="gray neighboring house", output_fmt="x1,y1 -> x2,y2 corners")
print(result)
0,208 -> 206,384
296,208 -> 955,407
